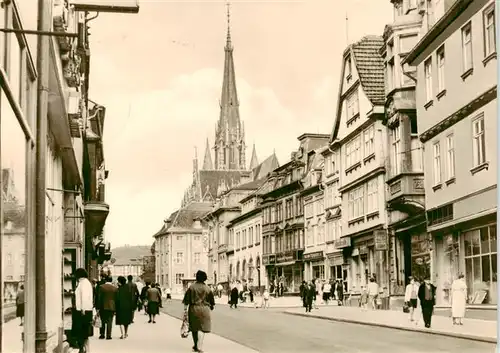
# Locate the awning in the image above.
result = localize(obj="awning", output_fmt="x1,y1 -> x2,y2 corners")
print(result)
84,201 -> 110,237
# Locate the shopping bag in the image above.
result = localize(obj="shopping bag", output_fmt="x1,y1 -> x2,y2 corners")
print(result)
180,311 -> 190,338
402,302 -> 410,313
93,312 -> 102,328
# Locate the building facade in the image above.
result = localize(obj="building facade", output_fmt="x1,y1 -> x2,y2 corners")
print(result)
153,202 -> 212,294
405,0 -> 497,306
302,148 -> 327,281
261,134 -> 329,294
329,36 -> 391,301
380,0 -> 427,306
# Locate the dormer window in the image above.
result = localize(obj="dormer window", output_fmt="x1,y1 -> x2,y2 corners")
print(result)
346,56 -> 352,83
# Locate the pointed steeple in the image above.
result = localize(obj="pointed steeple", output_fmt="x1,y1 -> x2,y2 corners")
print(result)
214,1 -> 246,171
202,138 -> 214,170
249,143 -> 259,170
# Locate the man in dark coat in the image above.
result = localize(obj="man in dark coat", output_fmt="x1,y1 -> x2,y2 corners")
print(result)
140,282 -> 150,314
305,281 -> 315,313
418,277 -> 436,328
127,275 -> 139,323
97,276 -> 118,339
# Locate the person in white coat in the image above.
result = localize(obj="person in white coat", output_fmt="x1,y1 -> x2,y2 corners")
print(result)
451,274 -> 467,325
74,268 -> 94,353
404,276 -> 420,322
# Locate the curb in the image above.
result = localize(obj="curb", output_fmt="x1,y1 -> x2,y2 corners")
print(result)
3,311 -> 17,324
282,311 -> 497,344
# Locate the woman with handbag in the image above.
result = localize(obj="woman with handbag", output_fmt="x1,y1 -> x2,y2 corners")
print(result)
73,268 -> 94,353
404,277 -> 420,323
182,270 -> 215,353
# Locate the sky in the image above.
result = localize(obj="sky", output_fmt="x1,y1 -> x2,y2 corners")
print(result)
84,0 -> 394,247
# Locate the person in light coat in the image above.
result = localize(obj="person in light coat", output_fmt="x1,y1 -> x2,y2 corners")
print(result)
404,276 -> 420,323
451,274 -> 467,325
73,268 -> 94,353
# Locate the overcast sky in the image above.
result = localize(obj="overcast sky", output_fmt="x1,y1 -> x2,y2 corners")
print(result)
81,0 -> 393,247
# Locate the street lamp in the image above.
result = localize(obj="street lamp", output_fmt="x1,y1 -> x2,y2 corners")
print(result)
70,0 -> 140,13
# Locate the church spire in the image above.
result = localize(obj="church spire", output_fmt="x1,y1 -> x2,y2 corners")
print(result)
249,143 -> 259,170
202,138 -> 214,170
214,1 -> 246,171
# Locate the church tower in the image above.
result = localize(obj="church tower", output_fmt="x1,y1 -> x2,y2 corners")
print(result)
213,3 -> 246,171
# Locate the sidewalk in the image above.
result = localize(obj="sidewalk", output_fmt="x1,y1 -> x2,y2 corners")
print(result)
78,313 -> 258,353
171,294 -> 307,308
284,306 -> 497,343
2,316 -> 23,353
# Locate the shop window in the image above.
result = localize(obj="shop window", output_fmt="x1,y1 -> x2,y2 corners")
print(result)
411,234 -> 431,281
313,265 -> 325,280
464,225 -> 497,304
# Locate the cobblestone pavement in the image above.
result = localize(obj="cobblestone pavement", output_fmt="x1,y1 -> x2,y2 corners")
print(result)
162,300 -> 496,353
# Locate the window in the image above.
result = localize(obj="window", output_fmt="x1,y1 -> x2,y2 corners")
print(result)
472,115 -> 486,166
366,179 -> 378,213
364,125 -> 375,157
194,252 -> 201,264
285,199 -> 293,219
462,22 -> 473,71
346,91 -> 359,120
176,235 -> 183,241
483,5 -> 496,56
424,58 -> 432,102
295,196 -> 303,215
445,134 -> 455,180
437,46 -> 445,93
317,199 -> 324,214
331,154 -> 337,174
175,273 -> 184,285
194,235 -> 200,241
305,202 -> 313,218
433,142 -> 442,185
236,231 -> 240,248
348,186 -> 364,220
318,222 -> 325,244
346,56 -> 352,78
250,227 -> 254,244
242,229 -> 247,246
175,252 -> 184,264
345,135 -> 361,168
391,124 -> 401,175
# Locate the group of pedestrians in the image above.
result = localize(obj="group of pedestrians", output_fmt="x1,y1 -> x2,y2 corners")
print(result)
70,268 -> 163,352
299,278 -> 346,312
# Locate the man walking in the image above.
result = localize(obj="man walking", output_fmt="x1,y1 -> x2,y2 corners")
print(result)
127,275 -> 139,323
97,276 -> 118,339
418,277 -> 436,328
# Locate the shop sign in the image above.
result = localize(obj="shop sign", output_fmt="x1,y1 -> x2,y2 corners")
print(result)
276,250 -> 298,263
359,245 -> 369,254
262,254 -> 276,266
374,229 -> 388,251
303,251 -> 324,261
335,237 -> 351,249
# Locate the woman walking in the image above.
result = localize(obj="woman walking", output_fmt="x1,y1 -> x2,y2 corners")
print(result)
146,283 -> 161,323
73,268 -> 94,353
16,285 -> 25,326
116,276 -> 134,339
183,270 -> 215,353
451,274 -> 467,325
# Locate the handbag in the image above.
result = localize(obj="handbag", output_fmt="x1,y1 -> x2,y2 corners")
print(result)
403,301 -> 410,313
180,311 -> 190,338
93,312 -> 102,328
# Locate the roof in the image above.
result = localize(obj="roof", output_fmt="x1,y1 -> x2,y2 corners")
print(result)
110,245 -> 152,266
252,152 -> 279,181
231,177 -> 265,191
199,170 -> 249,200
158,202 -> 213,235
351,35 -> 385,106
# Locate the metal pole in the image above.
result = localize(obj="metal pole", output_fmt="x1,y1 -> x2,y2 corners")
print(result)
35,0 -> 52,351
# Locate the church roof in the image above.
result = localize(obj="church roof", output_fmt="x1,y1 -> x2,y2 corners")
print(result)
252,152 -> 279,181
350,35 -> 385,105
202,138 -> 213,170
249,144 -> 259,170
199,170 -> 250,201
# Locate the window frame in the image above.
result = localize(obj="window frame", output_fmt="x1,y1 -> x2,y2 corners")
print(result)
472,114 -> 486,167
424,57 -> 433,102
437,45 -> 445,93
391,124 -> 401,176
345,90 -> 360,121
348,185 -> 364,220
461,21 -> 473,72
445,133 -> 455,180
366,179 -> 379,214
363,125 -> 375,158
432,141 -> 442,185
483,4 -> 496,57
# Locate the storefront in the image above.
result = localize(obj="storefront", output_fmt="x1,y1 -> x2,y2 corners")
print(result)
434,222 -> 497,306
327,252 -> 346,281
262,254 -> 276,285
274,250 -> 303,294
303,250 -> 325,281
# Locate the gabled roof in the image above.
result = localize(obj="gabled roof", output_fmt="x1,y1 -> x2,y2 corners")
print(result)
199,170 -> 249,201
351,35 -> 385,106
252,152 -> 279,181
330,35 -> 385,142
155,202 -> 213,237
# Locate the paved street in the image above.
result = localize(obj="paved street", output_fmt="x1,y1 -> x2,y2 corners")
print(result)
162,300 -> 496,353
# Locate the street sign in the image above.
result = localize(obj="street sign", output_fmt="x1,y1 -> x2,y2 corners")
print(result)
374,229 -> 388,251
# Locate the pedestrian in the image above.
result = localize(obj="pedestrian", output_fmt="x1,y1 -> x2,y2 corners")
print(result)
183,270 -> 215,353
261,287 -> 270,309
155,283 -> 163,312
146,283 -> 161,323
417,277 -> 436,328
116,276 -> 134,339
336,279 -> 344,306
165,287 -> 172,302
217,283 -> 223,298
97,276 -> 118,340
140,282 -> 150,314
305,281 -> 315,313
229,284 -> 239,309
126,275 -> 139,323
451,274 -> 467,325
404,276 -> 420,322
360,286 -> 368,310
16,285 -> 24,326
367,277 -> 379,310
73,268 -> 93,353
323,281 -> 331,305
